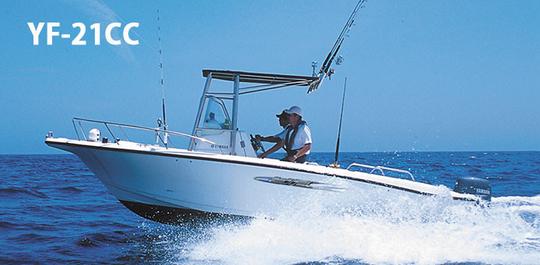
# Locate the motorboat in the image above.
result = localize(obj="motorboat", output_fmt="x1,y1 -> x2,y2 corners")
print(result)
45,1 -> 492,224
45,68 -> 491,223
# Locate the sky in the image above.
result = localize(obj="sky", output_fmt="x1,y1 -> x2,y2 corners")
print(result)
0,0 -> 539,154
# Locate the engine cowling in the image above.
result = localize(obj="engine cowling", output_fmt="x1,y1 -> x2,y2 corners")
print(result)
454,177 -> 491,201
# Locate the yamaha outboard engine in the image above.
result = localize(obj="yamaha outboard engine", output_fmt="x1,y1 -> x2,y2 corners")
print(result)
454,177 -> 491,201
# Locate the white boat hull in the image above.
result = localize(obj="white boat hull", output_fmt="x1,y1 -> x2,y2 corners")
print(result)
46,138 -> 476,224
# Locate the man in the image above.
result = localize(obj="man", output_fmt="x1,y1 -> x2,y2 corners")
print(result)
259,106 -> 312,163
203,112 -> 221,129
255,110 -> 289,157
255,110 -> 289,145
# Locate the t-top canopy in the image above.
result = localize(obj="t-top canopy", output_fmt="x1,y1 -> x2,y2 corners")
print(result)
203,69 -> 318,87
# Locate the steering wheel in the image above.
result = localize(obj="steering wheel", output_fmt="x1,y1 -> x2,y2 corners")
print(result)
250,134 -> 266,153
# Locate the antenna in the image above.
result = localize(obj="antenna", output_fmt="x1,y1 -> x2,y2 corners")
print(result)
311,61 -> 318,77
331,77 -> 347,168
157,9 -> 168,146
308,0 -> 366,93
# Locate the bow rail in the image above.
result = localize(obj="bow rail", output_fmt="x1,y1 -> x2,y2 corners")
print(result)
71,117 -> 215,148
347,162 -> 416,181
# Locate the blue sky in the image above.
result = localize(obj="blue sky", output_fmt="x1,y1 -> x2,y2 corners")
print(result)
1,0 -> 539,154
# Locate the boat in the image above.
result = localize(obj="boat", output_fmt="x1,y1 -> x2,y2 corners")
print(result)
45,1 -> 491,224
45,68 -> 492,223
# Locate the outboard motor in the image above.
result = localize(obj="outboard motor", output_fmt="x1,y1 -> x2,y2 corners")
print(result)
454,177 -> 491,201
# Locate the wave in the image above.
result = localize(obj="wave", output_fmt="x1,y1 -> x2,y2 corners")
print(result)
57,186 -> 84,193
11,233 -> 58,244
492,195 -> 540,205
0,221 -> 18,230
186,191 -> 540,265
76,231 -> 130,248
0,187 -> 48,199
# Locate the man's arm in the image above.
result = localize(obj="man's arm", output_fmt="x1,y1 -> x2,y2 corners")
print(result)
258,140 -> 284,158
295,143 -> 311,158
256,135 -> 281,143
285,143 -> 311,162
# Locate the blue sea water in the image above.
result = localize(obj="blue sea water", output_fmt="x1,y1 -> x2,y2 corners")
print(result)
1,152 -> 539,264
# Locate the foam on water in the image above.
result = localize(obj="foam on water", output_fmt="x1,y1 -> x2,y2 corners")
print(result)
186,186 -> 540,265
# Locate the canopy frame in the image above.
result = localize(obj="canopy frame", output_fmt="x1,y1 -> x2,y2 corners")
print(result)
189,69 -> 317,153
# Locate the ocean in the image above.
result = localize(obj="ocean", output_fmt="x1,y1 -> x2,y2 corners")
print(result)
1,152 -> 539,264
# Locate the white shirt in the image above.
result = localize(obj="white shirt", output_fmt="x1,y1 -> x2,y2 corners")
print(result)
275,123 -> 312,154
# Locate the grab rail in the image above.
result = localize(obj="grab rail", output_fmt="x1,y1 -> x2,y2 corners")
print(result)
346,163 -> 415,181
71,117 -> 215,148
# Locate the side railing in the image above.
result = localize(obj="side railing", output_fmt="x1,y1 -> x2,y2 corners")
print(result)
346,163 -> 416,181
72,117 -> 215,148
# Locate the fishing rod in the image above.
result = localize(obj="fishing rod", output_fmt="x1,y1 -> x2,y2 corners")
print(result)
309,0 -> 366,93
331,77 -> 348,168
156,9 -> 169,146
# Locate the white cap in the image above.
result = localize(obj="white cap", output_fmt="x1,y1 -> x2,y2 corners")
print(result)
285,106 -> 303,117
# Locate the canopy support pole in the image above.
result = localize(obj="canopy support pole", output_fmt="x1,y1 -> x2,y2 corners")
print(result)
230,74 -> 240,155
189,73 -> 212,150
